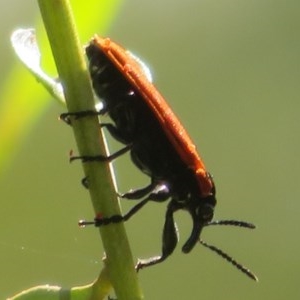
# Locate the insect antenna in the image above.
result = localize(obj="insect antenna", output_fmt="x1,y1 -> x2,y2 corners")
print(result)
200,219 -> 258,281
199,239 -> 258,281
205,219 -> 256,229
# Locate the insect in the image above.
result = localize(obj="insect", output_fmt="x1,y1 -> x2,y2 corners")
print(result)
61,36 -> 257,281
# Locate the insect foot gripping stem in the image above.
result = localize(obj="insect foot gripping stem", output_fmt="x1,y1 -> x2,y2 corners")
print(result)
59,110 -> 101,125
69,144 -> 132,164
78,215 -> 124,227
79,196 -> 151,228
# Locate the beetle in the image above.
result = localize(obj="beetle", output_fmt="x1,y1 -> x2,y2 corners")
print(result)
61,36 -> 257,280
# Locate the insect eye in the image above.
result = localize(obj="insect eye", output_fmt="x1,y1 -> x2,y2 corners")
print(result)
202,204 -> 214,220
196,197 -> 215,222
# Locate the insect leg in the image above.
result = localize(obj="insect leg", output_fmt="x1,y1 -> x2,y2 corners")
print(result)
82,197 -> 151,227
119,178 -> 158,200
70,144 -> 132,163
136,201 -> 178,270
80,183 -> 170,227
70,145 -> 131,189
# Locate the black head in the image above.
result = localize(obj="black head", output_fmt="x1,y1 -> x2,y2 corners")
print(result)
180,191 -> 257,281
182,193 -> 217,253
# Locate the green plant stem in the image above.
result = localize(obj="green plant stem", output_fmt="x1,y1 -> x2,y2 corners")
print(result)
37,0 -> 143,299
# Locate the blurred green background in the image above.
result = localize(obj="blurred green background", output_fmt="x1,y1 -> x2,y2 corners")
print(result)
1,0 -> 299,299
